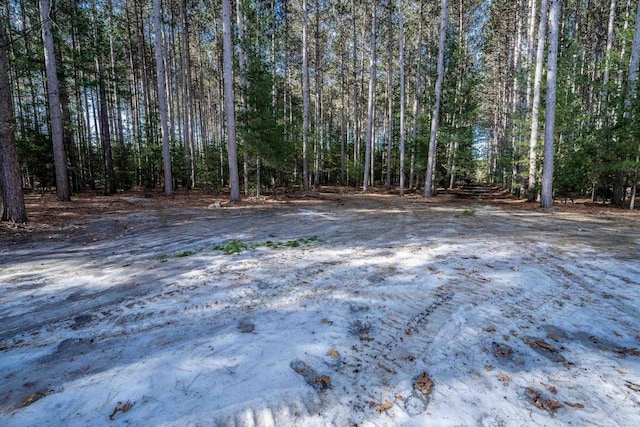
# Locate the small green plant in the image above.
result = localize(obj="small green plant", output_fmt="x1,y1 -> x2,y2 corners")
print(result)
455,209 -> 477,217
176,250 -> 196,258
213,239 -> 249,255
213,236 -> 321,255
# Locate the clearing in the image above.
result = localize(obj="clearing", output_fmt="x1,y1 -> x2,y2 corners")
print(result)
1,187 -> 639,426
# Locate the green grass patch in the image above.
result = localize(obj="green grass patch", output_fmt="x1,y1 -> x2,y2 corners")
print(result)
455,209 -> 477,217
213,236 -> 321,255
176,250 -> 197,258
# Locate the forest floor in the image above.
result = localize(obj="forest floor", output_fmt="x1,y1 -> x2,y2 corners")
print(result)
1,186 -> 640,426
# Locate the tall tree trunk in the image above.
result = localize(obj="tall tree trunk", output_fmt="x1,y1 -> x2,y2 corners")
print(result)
424,0 -> 448,198
599,0 -> 616,123
363,0 -> 377,192
236,0 -> 249,195
398,0 -> 406,196
180,0 -> 195,188
0,17 -> 27,222
527,0 -> 548,202
302,0 -> 310,191
540,0 -> 559,208
222,0 -> 240,201
39,0 -> 70,201
153,0 -> 173,195
627,0 -> 640,209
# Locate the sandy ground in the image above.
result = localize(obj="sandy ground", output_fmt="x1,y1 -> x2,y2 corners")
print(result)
1,188 -> 639,426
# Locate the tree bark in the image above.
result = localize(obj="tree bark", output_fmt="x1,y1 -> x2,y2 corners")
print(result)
222,0 -> 240,201
363,0 -> 377,192
302,0 -> 311,191
627,0 -> 640,209
180,0 -> 195,188
540,0 -> 559,208
424,0 -> 448,198
153,0 -> 173,195
0,17 -> 27,222
527,0 -> 548,202
39,0 -> 70,201
398,0 -> 406,196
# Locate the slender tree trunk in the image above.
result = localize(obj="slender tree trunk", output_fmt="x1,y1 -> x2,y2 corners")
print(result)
398,0 -> 406,196
302,0 -> 311,191
153,0 -> 173,195
363,0 -> 377,192
599,0 -> 616,124
180,0 -> 195,188
222,0 -> 240,201
410,7 -> 423,191
39,0 -> 70,201
0,17 -> 27,222
627,1 -> 640,209
236,0 -> 249,195
527,0 -> 548,202
385,39 -> 392,191
424,0 -> 448,198
540,0 -> 559,208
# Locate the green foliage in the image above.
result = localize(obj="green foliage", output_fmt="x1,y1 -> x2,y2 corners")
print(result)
213,236 -> 321,255
176,251 -> 196,258
213,240 -> 249,255
455,209 -> 476,217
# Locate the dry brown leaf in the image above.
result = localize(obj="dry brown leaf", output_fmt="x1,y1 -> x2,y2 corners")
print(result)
414,372 -> 433,396
360,336 -> 374,342
315,375 -> 331,387
328,348 -> 340,359
525,338 -> 557,352
485,326 -> 496,333
525,388 -> 561,412
617,369 -> 628,375
614,347 -> 640,357
394,395 -> 404,402
497,373 -> 510,384
548,386 -> 557,394
484,365 -> 495,372
109,400 -> 134,421
546,333 -> 559,342
320,318 -> 334,325
375,400 -> 393,413
18,390 -> 54,408
564,401 -> 585,408
503,334 -> 510,342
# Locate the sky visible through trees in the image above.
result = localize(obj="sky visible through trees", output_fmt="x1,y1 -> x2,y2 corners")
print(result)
2,0 -> 640,220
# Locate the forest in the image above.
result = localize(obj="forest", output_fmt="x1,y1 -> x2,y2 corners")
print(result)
2,0 -> 640,223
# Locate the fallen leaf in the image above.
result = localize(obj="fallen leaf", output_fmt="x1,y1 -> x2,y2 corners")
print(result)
564,401 -> 585,408
525,388 -> 561,412
109,400 -> 134,421
375,400 -> 393,413
18,390 -> 54,408
321,318 -> 334,325
414,372 -> 433,396
315,375 -> 331,388
484,365 -> 495,372
546,333 -> 559,342
614,347 -> 640,357
525,338 -> 557,352
485,326 -> 496,333
548,386 -> 557,394
617,369 -> 628,375
360,336 -> 374,342
328,348 -> 340,359
497,373 -> 510,384
503,334 -> 510,342
394,395 -> 404,402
